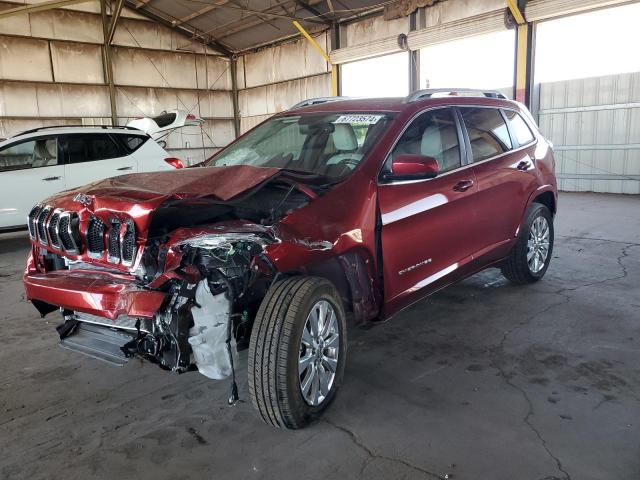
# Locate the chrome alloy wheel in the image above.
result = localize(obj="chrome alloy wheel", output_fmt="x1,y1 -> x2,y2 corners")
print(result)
299,299 -> 340,406
527,216 -> 550,273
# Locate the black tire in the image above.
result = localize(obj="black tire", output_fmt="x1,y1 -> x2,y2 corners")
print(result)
501,202 -> 554,284
248,276 -> 347,429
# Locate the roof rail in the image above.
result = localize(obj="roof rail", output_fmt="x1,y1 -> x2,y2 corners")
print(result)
289,96 -> 351,110
406,89 -> 507,102
11,124 -> 141,138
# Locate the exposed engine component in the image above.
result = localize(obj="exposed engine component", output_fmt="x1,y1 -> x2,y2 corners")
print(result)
189,281 -> 232,380
116,234 -> 268,404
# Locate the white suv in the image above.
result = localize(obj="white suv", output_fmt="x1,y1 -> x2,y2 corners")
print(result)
0,112 -> 202,231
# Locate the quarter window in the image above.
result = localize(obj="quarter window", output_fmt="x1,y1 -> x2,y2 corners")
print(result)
122,135 -> 148,152
0,137 -> 58,172
503,110 -> 535,146
460,108 -> 512,162
390,108 -> 461,174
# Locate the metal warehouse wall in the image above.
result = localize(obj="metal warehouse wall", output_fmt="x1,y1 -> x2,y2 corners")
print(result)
238,34 -> 331,134
0,2 -> 236,165
537,72 -> 640,194
236,0 -> 508,133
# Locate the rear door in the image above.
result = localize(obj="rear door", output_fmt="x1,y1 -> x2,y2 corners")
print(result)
460,107 -> 539,261
62,133 -> 138,189
378,107 -> 478,311
0,136 -> 64,229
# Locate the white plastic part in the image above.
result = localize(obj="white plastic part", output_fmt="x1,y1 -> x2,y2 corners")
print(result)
126,110 -> 204,139
188,280 -> 232,380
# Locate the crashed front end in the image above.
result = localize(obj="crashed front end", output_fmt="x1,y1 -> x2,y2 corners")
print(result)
22,169 -> 318,402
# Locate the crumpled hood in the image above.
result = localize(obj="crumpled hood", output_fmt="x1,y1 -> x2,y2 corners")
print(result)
45,165 -> 283,209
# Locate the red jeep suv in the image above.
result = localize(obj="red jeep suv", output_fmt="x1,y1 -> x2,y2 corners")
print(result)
23,90 -> 557,429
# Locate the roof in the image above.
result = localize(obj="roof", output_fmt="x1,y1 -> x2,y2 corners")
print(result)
4,126 -> 146,144
124,0 -> 387,54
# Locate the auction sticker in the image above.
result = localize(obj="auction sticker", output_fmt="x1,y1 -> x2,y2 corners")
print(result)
334,114 -> 383,124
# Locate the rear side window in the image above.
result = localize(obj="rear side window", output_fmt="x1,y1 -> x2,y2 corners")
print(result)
121,135 -> 148,152
67,134 -> 123,164
0,137 -> 59,172
503,110 -> 535,146
390,108 -> 461,174
460,108 -> 512,162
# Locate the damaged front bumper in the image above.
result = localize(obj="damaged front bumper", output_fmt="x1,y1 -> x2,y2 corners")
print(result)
23,269 -> 166,320
23,231 -> 269,403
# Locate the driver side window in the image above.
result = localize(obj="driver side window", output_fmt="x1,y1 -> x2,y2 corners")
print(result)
390,108 -> 461,174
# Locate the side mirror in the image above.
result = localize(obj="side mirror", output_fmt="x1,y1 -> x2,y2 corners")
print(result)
384,154 -> 439,181
157,140 -> 167,149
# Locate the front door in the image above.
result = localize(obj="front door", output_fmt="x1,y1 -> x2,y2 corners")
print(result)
0,136 -> 64,229
378,107 -> 478,313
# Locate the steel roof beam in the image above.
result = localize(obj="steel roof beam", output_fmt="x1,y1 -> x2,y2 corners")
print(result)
172,0 -> 229,27
294,0 -> 331,23
123,0 -> 234,55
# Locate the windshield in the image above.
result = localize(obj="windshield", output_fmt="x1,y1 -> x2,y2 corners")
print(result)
205,112 -> 393,181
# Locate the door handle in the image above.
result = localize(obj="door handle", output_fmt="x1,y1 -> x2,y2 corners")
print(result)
117,166 -> 133,171
517,160 -> 532,171
42,176 -> 61,181
453,179 -> 474,192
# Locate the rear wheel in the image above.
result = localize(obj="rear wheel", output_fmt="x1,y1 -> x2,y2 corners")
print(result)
248,276 -> 347,429
501,202 -> 554,284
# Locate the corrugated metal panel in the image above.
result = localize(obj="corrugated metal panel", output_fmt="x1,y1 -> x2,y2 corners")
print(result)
329,12 -> 409,64
50,41 -> 104,84
115,87 -> 233,118
526,0 -> 637,21
330,36 -> 404,65
239,73 -> 331,118
113,47 -> 202,89
0,81 -> 111,117
407,10 -> 507,50
240,114 -> 271,134
0,36 -> 52,82
538,72 -> 640,194
30,8 -> 103,44
422,0 -> 505,25
244,35 -> 329,88
343,15 -> 408,47
159,120 -> 235,150
195,55 -> 232,91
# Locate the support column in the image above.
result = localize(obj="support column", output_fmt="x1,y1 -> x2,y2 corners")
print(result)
408,11 -> 420,93
100,0 -> 118,126
230,56 -> 241,138
515,22 -> 533,105
509,0 -> 534,107
330,22 -> 341,96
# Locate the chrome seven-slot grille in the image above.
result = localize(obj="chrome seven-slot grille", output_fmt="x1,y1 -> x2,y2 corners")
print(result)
28,204 -> 137,267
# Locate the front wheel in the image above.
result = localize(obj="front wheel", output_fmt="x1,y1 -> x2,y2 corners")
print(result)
501,202 -> 554,284
248,276 -> 347,429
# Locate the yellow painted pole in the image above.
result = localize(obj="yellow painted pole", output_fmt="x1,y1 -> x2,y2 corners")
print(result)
505,0 -> 529,104
515,23 -> 529,103
506,0 -> 526,25
293,20 -> 338,97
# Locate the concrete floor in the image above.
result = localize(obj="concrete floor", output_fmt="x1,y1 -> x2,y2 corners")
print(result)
1,192 -> 639,480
